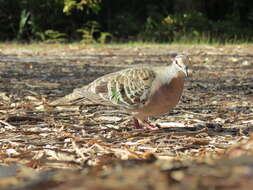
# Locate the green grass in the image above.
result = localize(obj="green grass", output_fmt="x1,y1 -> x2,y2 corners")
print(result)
0,41 -> 252,52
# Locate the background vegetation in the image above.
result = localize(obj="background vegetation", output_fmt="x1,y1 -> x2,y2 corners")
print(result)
1,0 -> 253,43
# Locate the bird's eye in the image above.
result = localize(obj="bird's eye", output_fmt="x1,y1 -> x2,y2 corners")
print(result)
175,60 -> 182,68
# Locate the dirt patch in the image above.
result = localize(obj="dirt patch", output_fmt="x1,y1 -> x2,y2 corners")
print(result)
0,45 -> 252,189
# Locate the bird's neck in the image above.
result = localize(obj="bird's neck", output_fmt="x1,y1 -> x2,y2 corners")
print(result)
163,64 -> 180,82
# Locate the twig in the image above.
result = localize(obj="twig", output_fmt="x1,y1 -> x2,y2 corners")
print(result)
0,120 -> 16,129
179,110 -> 213,116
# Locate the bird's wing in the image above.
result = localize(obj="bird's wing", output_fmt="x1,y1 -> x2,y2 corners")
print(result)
73,68 -> 157,109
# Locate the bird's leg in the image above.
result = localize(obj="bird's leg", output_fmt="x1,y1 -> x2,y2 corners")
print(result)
133,118 -> 157,129
140,120 -> 157,129
133,117 -> 142,129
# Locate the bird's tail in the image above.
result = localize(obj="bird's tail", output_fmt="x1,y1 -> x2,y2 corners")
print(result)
49,88 -> 86,106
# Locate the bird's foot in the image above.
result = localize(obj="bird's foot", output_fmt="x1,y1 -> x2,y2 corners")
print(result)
133,118 -> 158,130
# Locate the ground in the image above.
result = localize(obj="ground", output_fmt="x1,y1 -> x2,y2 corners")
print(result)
0,44 -> 252,190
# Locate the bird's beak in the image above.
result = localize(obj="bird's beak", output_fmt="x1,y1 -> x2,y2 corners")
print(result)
184,67 -> 189,77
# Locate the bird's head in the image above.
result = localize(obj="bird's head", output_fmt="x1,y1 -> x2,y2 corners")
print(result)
173,54 -> 190,77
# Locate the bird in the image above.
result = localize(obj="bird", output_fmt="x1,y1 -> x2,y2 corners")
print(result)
50,54 -> 190,129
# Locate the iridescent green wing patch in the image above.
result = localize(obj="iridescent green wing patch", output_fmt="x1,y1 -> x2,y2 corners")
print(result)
108,68 -> 156,108
110,82 -> 121,104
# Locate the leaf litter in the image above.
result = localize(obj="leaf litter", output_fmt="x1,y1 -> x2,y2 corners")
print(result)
0,45 -> 252,189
